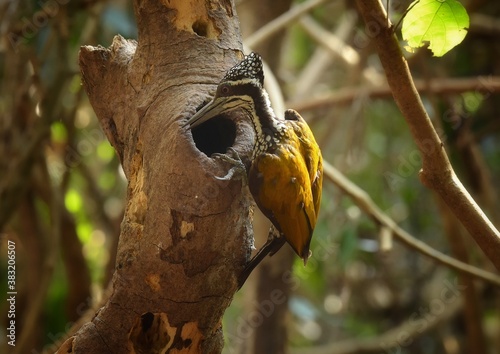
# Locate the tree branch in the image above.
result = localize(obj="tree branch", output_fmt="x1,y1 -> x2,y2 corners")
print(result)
292,11 -> 359,100
299,14 -> 360,66
323,161 -> 500,286
292,293 -> 463,354
289,77 -> 500,112
244,0 -> 329,49
355,0 -> 500,270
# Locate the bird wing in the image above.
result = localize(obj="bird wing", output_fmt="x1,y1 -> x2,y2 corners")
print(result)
285,109 -> 323,219
249,150 -> 314,260
248,126 -> 320,261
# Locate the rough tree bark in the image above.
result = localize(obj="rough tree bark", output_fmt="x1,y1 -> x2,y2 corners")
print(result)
58,0 -> 255,352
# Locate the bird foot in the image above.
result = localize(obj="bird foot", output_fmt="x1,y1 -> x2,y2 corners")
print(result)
212,147 -> 248,185
237,227 -> 285,289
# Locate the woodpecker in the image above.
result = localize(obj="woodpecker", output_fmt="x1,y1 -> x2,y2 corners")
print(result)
184,52 -> 323,288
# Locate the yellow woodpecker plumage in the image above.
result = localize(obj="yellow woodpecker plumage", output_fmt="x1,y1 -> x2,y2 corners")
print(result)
249,109 -> 322,263
184,52 -> 323,284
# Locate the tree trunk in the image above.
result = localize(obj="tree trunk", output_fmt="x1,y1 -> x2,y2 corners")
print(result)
59,1 -> 254,352
235,1 -> 294,353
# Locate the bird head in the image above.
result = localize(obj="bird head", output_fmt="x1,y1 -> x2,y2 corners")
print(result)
184,53 -> 273,129
221,52 -> 264,88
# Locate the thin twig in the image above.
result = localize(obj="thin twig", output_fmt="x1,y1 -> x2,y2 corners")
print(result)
392,0 -> 420,33
292,11 -> 358,100
323,161 -> 500,287
292,293 -> 462,354
299,15 -> 360,66
289,76 -> 500,112
470,13 -> 500,36
245,0 -> 330,49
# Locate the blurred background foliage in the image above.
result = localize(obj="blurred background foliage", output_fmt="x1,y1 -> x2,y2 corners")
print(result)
0,0 -> 499,353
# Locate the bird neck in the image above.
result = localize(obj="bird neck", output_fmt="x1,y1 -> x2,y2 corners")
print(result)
250,88 -> 286,156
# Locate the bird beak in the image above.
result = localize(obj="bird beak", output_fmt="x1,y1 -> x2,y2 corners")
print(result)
183,96 -> 252,129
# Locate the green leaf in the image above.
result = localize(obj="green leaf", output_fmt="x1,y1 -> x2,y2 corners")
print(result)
402,0 -> 469,57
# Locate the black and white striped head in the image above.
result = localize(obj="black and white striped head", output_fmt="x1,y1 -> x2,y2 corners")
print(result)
221,52 -> 264,87
183,53 -> 278,142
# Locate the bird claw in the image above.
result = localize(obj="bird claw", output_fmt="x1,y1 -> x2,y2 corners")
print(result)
237,227 -> 286,289
212,147 -> 248,185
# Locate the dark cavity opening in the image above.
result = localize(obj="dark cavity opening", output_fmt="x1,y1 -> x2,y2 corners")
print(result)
192,20 -> 208,37
141,312 -> 154,332
191,116 -> 236,156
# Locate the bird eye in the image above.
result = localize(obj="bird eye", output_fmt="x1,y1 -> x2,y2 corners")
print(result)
220,85 -> 230,95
